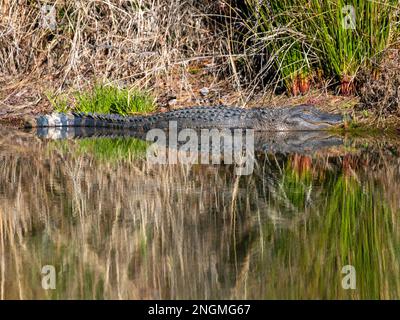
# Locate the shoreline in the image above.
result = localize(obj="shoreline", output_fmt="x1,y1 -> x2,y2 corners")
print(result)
1,91 -> 399,132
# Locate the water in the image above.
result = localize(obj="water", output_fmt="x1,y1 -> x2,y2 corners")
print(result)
0,128 -> 400,299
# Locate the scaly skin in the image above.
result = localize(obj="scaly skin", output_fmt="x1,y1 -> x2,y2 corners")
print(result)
27,105 -> 345,131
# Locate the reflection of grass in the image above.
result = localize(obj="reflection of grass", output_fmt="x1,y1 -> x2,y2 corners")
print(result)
48,84 -> 155,115
76,138 -> 149,162
323,175 -> 395,299
50,137 -> 149,163
255,162 -> 400,299
3,134 -> 400,299
278,159 -> 312,210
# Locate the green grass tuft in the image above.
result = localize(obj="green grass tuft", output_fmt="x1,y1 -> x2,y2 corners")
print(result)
47,85 -> 154,163
49,85 -> 156,115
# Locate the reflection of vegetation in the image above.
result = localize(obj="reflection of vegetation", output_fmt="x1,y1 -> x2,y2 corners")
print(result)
1,133 -> 400,299
74,138 -> 149,162
278,157 -> 312,210
250,162 -> 400,299
51,137 -> 150,163
27,232 -> 105,299
48,84 -> 155,115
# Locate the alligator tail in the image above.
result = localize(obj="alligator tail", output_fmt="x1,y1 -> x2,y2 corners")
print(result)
25,112 -> 147,129
28,113 -> 74,128
24,112 -> 153,140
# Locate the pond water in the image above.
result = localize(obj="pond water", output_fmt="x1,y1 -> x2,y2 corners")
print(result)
0,127 -> 400,299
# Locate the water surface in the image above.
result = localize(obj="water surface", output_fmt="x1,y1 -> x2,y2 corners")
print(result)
0,128 -> 399,299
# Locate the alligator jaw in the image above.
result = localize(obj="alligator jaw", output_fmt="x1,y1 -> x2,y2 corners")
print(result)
281,106 -> 346,130
305,115 -> 345,129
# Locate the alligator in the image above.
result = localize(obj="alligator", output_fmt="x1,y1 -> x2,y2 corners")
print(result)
25,104 -> 346,155
25,104 -> 346,131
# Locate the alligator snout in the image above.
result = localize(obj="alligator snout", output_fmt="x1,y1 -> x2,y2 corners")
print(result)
306,112 -> 344,125
283,105 -> 349,130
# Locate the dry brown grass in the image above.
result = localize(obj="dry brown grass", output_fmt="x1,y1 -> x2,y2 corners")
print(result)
357,48 -> 400,116
0,1 -> 241,113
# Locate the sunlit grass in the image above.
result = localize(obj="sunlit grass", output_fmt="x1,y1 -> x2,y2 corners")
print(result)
48,84 -> 155,115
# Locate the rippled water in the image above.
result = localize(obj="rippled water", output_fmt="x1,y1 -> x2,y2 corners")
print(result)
0,128 -> 400,299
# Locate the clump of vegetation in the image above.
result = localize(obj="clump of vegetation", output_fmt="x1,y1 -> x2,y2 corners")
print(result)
49,85 -> 155,115
244,0 -> 313,94
243,0 -> 399,95
73,85 -> 155,115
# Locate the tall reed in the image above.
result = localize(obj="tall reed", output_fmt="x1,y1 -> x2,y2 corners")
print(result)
244,0 -> 399,94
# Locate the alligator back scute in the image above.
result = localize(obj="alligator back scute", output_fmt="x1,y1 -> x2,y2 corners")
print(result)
29,105 -> 345,131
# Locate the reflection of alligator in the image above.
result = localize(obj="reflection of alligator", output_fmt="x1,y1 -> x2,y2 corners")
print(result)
30,125 -> 343,155
26,105 -> 345,131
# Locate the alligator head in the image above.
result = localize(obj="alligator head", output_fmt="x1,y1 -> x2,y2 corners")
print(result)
279,105 -> 346,131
